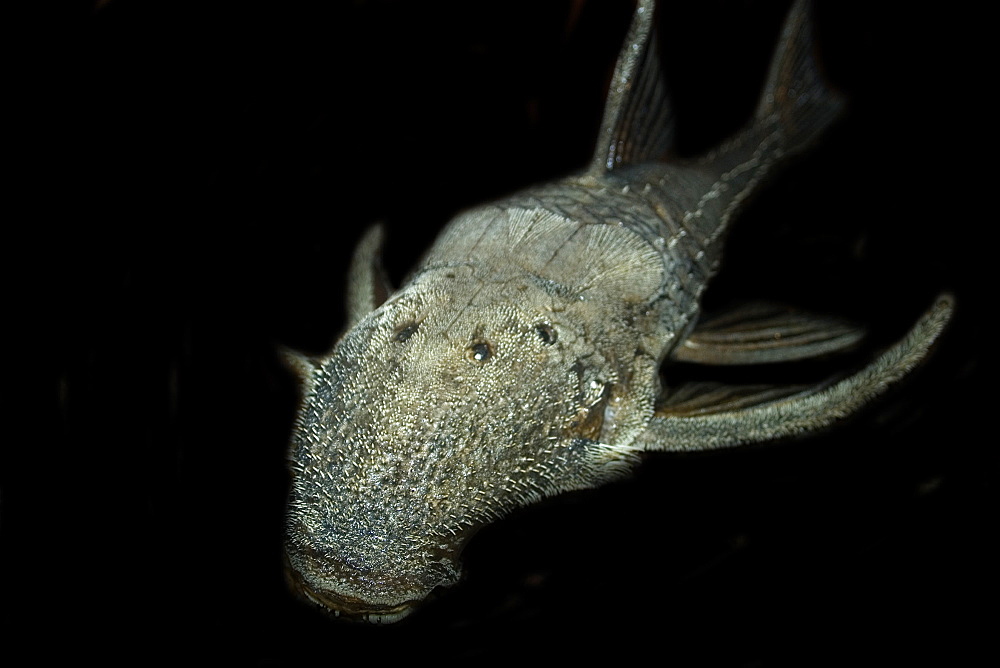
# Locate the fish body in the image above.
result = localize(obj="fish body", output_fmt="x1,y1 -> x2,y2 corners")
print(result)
283,0 -> 952,623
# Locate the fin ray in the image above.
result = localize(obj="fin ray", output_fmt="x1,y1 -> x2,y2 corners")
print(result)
639,295 -> 954,452
656,380 -> 814,417
672,302 -> 865,365
346,224 -> 392,328
588,0 -> 675,174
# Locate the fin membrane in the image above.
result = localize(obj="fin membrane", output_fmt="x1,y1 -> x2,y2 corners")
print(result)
672,302 -> 865,365
639,295 -> 954,452
588,0 -> 675,174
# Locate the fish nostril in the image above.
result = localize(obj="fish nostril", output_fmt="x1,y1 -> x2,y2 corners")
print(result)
467,341 -> 493,364
534,323 -> 557,345
393,321 -> 420,342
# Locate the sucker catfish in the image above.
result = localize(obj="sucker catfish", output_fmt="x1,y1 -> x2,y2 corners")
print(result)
282,0 -> 953,623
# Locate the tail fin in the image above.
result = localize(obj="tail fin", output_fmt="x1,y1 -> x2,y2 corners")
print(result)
694,0 -> 845,228
752,0 -> 845,158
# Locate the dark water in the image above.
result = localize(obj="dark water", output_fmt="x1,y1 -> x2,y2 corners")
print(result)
7,1 -> 991,665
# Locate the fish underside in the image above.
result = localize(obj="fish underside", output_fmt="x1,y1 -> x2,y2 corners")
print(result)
282,0 -> 953,623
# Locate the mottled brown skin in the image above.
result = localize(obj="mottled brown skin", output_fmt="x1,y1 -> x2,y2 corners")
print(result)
283,0 -> 952,622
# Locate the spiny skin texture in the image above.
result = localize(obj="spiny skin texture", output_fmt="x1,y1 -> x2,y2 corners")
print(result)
283,0 -> 952,623
286,265 -> 653,619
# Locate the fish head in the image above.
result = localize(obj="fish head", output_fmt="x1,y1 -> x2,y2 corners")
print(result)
283,266 -> 646,621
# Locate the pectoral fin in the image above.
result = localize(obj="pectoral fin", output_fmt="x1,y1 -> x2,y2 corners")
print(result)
346,224 -> 392,328
672,302 -> 865,365
638,295 -> 954,452
653,380 -> 813,416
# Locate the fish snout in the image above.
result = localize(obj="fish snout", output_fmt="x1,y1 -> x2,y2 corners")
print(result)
284,562 -> 420,623
283,544 -> 457,623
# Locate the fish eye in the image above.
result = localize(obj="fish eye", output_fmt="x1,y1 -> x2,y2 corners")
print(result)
467,341 -> 493,364
394,322 -> 419,343
534,323 -> 557,345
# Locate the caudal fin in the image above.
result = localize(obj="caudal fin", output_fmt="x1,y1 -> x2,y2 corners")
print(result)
753,0 -> 845,158
692,0 -> 845,223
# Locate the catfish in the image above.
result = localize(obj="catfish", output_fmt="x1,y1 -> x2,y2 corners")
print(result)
282,0 -> 953,622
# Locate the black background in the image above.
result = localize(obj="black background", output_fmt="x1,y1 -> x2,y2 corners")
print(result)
6,1 -> 992,665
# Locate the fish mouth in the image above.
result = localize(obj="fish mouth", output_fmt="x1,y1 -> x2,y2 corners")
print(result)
284,557 -> 421,624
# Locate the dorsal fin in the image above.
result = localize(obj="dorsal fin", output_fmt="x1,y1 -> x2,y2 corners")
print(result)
587,0 -> 674,175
